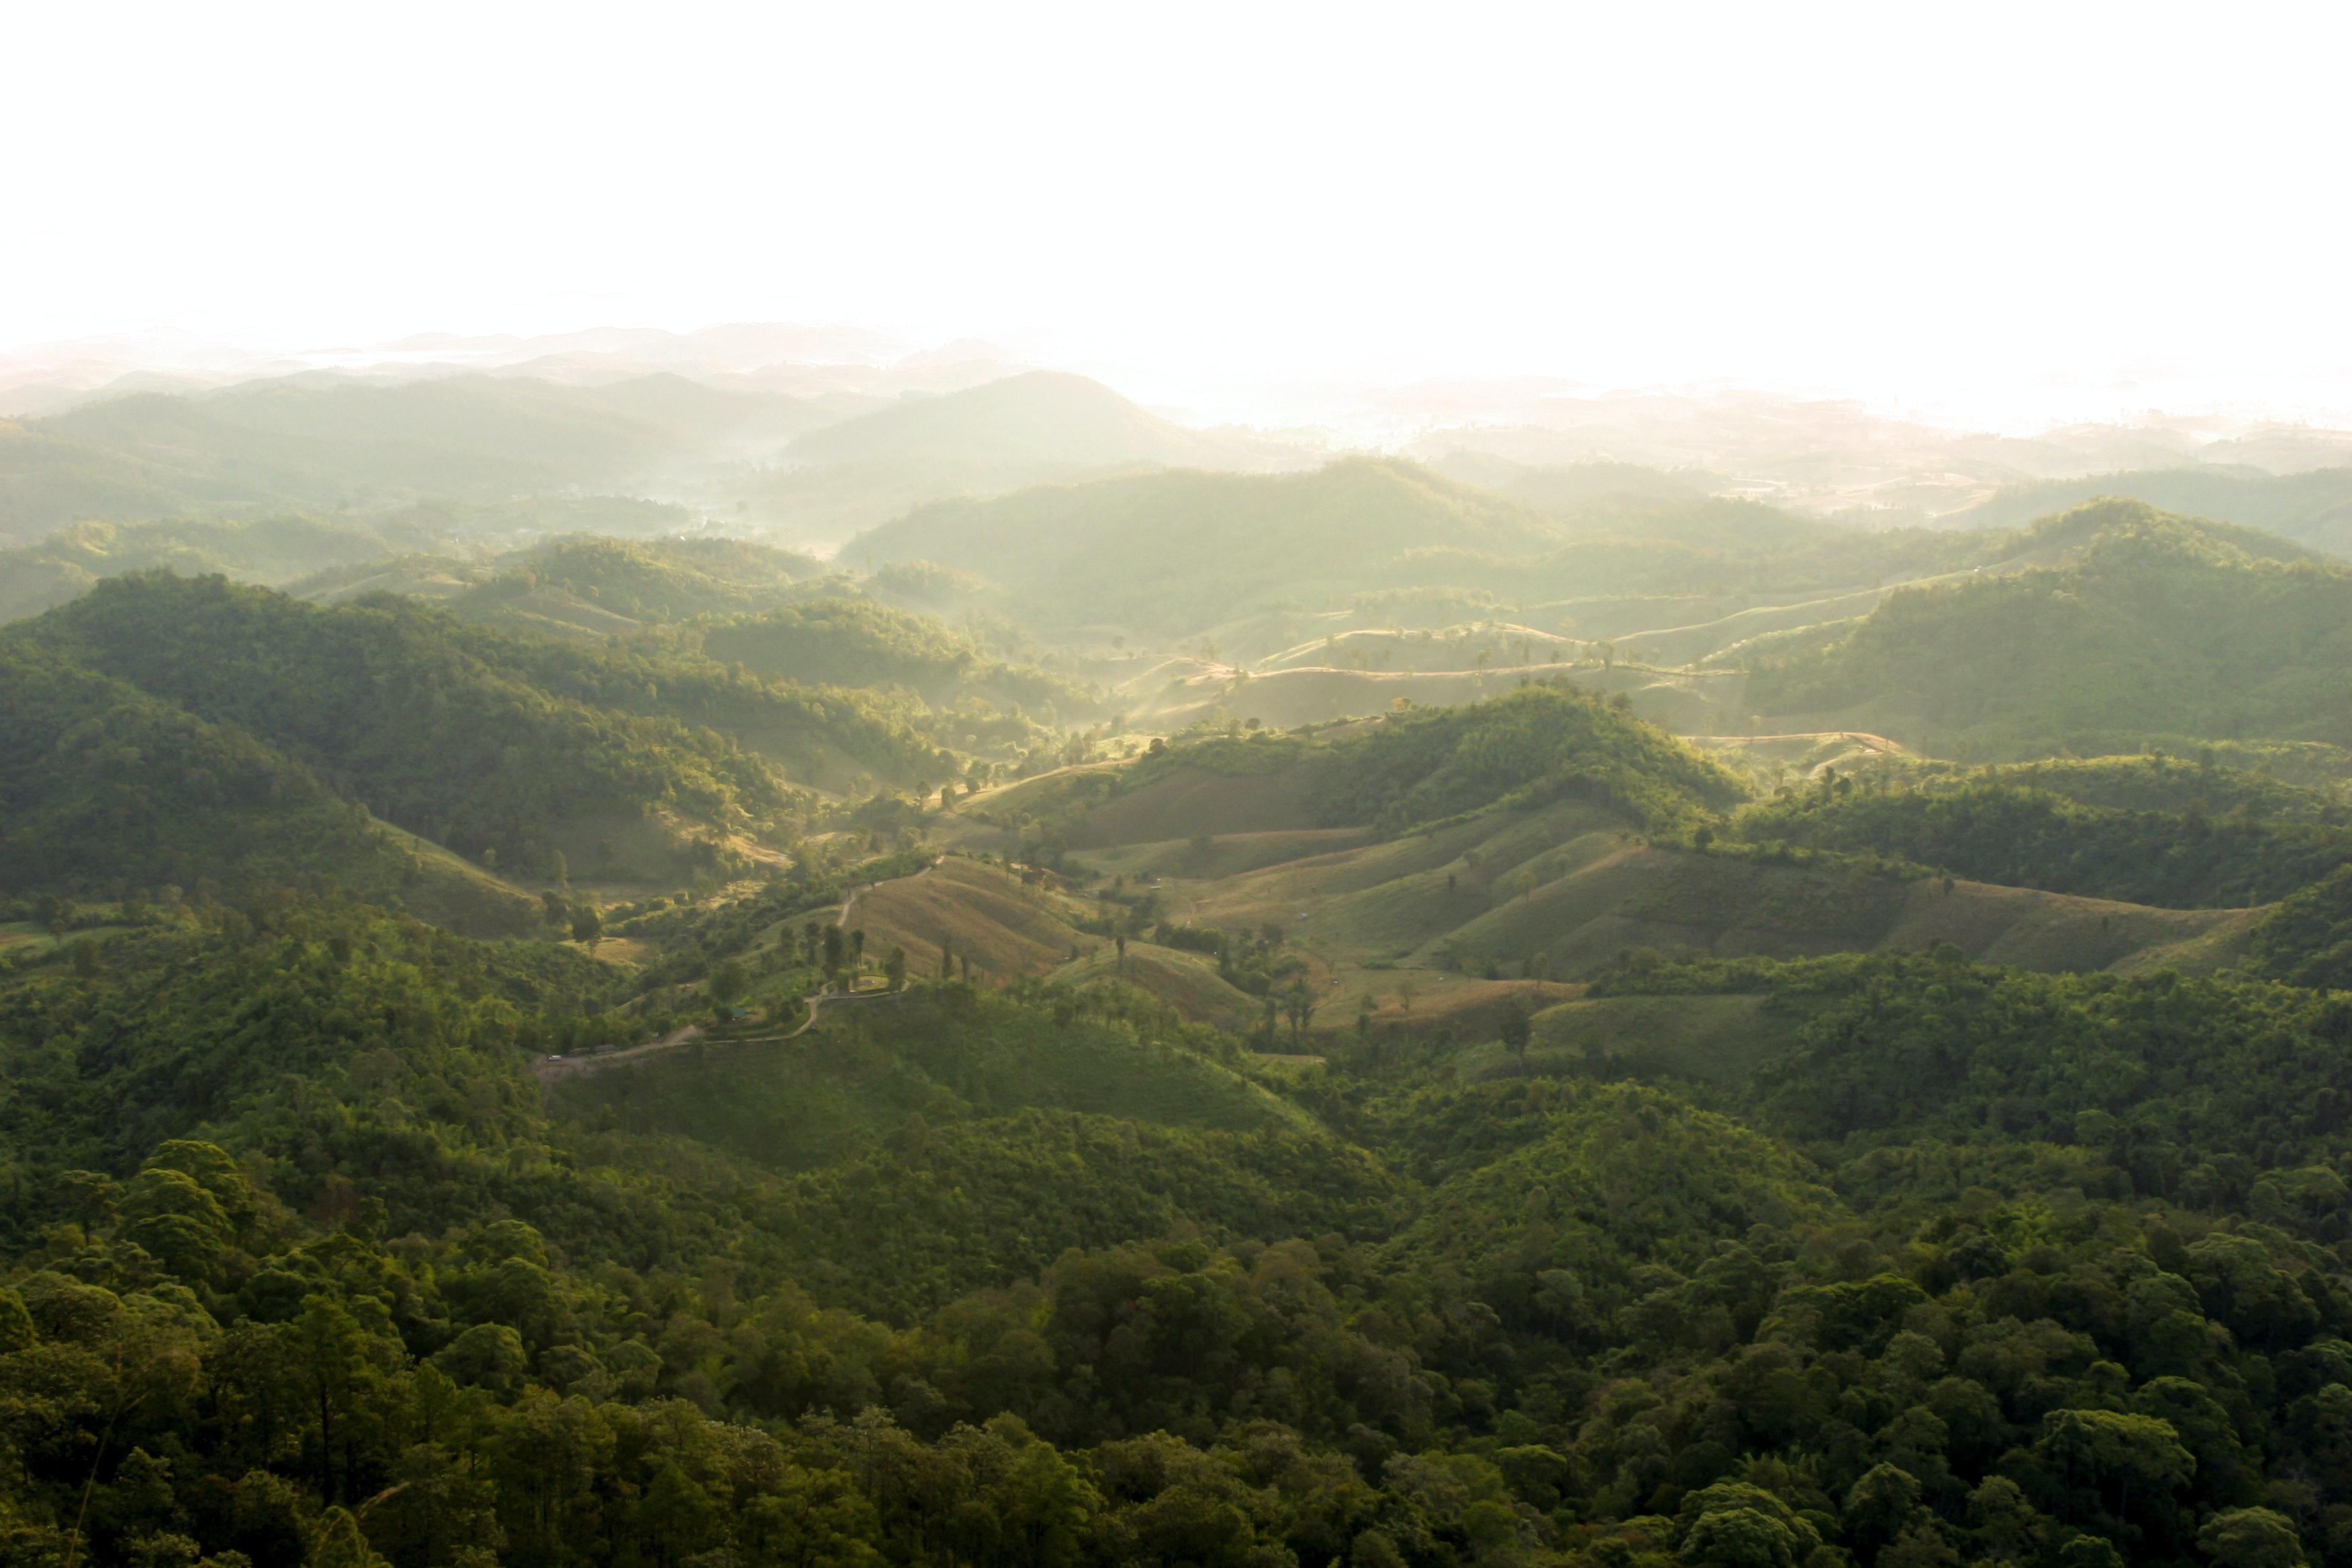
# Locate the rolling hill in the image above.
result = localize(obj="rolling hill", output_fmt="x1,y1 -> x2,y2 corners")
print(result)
1749,499 -> 2352,761
434,534 -> 829,640
904,689 -> 2265,1063
696,595 -> 1091,714
1948,465 -> 2352,555
0,637 -> 538,930
5,573 -> 807,886
783,371 -> 1269,469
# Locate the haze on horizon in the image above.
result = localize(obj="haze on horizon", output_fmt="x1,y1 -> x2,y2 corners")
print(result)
7,1 -> 2350,431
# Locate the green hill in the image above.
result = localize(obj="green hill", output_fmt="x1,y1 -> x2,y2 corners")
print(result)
551,987 -> 1304,1173
10,573 -> 795,879
1025,685 -> 1743,848
1736,777 -> 2352,908
439,534 -> 830,640
697,595 -> 1090,713
1951,466 -> 2352,555
0,638 -> 536,930
461,534 -> 825,621
1949,752 -> 2349,823
1388,1081 -> 1845,1333
0,415 -> 287,541
1434,452 -> 1714,509
1278,683 -> 1747,832
1750,500 -> 2352,759
749,1108 -> 1400,1319
720,452 -> 1157,548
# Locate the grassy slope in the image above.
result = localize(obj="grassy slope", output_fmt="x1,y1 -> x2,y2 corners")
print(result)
547,988 -> 1305,1173
848,856 -> 1089,979
1047,942 -> 1265,1034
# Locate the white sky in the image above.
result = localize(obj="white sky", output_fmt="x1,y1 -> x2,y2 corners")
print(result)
5,1 -> 2349,423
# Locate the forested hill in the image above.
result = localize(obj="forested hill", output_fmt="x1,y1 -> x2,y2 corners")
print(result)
696,595 -> 1091,713
0,573 -> 967,903
1736,773 -> 2352,909
14,574 -> 790,869
0,638 -> 537,930
450,534 -> 826,623
1125,682 -> 1749,835
1751,499 -> 2352,757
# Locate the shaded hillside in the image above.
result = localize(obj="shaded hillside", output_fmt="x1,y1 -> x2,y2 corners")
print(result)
429,619 -> 953,791
1750,500 -> 2352,758
1185,816 -> 2251,981
0,639 -> 536,930
11,574 -> 794,878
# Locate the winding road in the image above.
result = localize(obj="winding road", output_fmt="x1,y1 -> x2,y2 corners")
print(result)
531,861 -> 940,1083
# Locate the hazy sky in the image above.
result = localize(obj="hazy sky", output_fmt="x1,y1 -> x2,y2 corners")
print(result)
8,1 -> 2349,420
